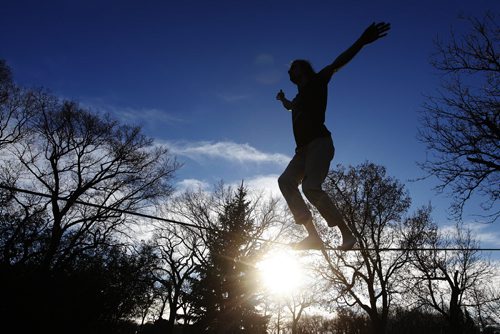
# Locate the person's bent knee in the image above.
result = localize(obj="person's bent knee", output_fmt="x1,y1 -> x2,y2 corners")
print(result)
278,174 -> 293,190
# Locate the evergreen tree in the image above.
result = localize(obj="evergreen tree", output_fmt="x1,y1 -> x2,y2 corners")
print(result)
189,184 -> 268,333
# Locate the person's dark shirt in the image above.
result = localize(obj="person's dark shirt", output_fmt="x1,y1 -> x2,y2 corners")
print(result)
291,72 -> 331,149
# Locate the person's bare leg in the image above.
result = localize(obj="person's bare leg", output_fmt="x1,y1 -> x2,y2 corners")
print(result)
290,218 -> 323,250
305,192 -> 355,250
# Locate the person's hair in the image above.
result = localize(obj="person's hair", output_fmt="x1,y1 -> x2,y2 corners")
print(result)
291,59 -> 316,77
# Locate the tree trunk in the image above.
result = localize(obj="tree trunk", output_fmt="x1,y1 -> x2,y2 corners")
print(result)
369,313 -> 387,334
167,305 -> 176,333
449,288 -> 463,333
42,219 -> 62,270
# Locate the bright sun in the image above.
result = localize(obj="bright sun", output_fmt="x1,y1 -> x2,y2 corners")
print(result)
257,249 -> 304,295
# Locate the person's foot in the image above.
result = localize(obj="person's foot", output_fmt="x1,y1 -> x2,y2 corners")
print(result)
336,235 -> 356,251
290,235 -> 324,250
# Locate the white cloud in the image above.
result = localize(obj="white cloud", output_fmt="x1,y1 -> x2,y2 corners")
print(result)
439,222 -> 500,248
173,175 -> 282,206
174,174 -> 281,198
164,140 -> 290,166
242,174 -> 282,198
175,178 -> 210,193
467,223 -> 500,247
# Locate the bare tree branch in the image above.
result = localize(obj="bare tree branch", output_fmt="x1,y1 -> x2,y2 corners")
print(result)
418,12 -> 500,222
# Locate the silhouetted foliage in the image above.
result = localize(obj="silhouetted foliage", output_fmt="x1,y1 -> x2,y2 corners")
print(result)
0,241 -> 159,334
327,308 -> 371,334
418,12 -> 500,222
386,307 -> 448,334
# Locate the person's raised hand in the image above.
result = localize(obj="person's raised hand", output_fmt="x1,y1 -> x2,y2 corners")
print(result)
360,22 -> 391,45
276,89 -> 285,101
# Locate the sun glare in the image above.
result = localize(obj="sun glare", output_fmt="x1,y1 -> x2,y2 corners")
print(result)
258,249 -> 304,295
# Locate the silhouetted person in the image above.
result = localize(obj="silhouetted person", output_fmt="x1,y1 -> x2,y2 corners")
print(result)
277,22 -> 391,250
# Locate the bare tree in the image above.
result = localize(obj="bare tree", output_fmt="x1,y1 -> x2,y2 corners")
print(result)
150,224 -> 200,332
0,191 -> 49,265
418,12 -> 499,222
284,288 -> 319,334
321,162 -> 419,334
468,280 -> 500,332
5,93 -> 178,270
262,278 -> 325,334
405,220 -> 495,334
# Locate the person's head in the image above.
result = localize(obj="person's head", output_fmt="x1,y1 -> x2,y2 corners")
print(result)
288,59 -> 315,85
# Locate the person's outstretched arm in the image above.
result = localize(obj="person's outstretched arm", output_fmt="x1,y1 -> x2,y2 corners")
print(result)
276,89 -> 293,111
320,22 -> 391,80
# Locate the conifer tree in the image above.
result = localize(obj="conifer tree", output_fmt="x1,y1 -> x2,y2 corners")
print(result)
189,184 -> 268,333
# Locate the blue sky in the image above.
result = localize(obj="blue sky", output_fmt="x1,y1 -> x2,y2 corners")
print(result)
2,0 -> 499,249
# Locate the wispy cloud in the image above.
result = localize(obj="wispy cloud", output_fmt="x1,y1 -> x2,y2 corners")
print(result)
216,93 -> 252,103
114,107 -> 185,125
164,140 -> 290,166
80,100 -> 185,127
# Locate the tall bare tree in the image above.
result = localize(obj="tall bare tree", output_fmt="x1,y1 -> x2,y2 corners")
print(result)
418,12 -> 499,222
321,162 -> 422,334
